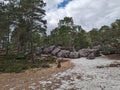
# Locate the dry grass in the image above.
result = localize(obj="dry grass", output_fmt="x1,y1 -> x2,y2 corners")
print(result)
0,59 -> 74,90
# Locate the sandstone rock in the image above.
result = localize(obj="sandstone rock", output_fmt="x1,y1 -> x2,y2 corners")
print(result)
87,53 -> 95,59
69,52 -> 79,58
57,50 -> 70,58
79,49 -> 100,57
51,47 -> 61,55
78,49 -> 89,57
43,46 -> 56,54
88,49 -> 100,57
43,48 -> 49,54
35,47 -> 44,54
48,46 -> 56,53
93,45 -> 101,50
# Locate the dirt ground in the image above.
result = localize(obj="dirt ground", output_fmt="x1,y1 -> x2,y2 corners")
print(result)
0,59 -> 74,90
106,54 -> 120,60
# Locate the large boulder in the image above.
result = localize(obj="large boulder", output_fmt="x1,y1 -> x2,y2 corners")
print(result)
87,52 -> 95,59
48,46 -> 56,52
78,49 -> 89,57
88,49 -> 100,57
43,46 -> 56,54
51,47 -> 61,55
57,50 -> 70,58
35,47 -> 44,54
69,52 -> 79,58
43,48 -> 49,54
93,45 -> 101,50
79,49 -> 100,57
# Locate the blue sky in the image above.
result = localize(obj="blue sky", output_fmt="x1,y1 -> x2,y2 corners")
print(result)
45,0 -> 120,34
58,0 -> 72,8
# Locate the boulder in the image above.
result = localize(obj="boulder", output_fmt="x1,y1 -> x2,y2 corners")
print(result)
88,49 -> 100,57
93,45 -> 101,50
78,49 -> 89,57
79,49 -> 100,57
57,50 -> 70,58
87,52 -> 95,59
43,48 -> 49,54
51,47 -> 61,55
43,46 -> 56,54
69,52 -> 79,58
48,46 -> 56,53
35,47 -> 44,54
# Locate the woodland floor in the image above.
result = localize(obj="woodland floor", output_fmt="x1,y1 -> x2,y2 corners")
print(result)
0,55 -> 120,90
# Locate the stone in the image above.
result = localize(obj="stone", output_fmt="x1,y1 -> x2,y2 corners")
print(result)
43,46 -> 56,54
78,49 -> 89,57
35,47 -> 44,54
48,46 -> 56,53
79,49 -> 100,57
51,47 -> 61,55
57,50 -> 70,58
43,48 -> 49,54
87,52 -> 95,59
69,52 -> 79,58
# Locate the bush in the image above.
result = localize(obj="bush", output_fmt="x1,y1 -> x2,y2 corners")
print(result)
46,55 -> 56,63
15,54 -> 26,59
0,55 -> 56,73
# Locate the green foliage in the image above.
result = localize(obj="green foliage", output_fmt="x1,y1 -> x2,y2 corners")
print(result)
46,17 -> 89,50
0,59 -> 27,73
0,56 -> 51,73
74,29 -> 89,49
15,54 -> 26,59
88,28 -> 100,46
0,0 -> 120,72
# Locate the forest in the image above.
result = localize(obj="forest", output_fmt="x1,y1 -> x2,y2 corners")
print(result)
0,0 -> 120,73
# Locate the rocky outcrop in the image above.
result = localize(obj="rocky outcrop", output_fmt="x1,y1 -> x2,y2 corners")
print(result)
93,45 -> 101,50
35,46 -> 101,59
35,47 -> 44,54
43,46 -> 56,54
57,50 -> 70,58
78,48 -> 100,59
87,52 -> 95,59
69,52 -> 79,58
78,49 -> 89,57
88,49 -> 100,57
51,47 -> 61,55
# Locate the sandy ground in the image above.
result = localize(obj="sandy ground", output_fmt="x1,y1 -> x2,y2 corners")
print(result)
0,56 -> 120,90
36,56 -> 120,90
0,60 -> 74,90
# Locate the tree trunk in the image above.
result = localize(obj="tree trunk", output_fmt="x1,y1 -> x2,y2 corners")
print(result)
6,32 -> 10,55
17,41 -> 20,54
30,33 -> 35,63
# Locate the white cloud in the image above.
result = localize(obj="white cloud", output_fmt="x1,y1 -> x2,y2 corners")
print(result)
44,0 -> 120,34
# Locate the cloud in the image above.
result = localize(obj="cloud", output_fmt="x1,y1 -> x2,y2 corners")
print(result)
44,0 -> 120,34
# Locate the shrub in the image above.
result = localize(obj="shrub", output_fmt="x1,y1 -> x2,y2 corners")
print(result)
15,54 -> 26,59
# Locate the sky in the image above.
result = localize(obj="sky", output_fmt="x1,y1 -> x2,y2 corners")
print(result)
44,0 -> 120,34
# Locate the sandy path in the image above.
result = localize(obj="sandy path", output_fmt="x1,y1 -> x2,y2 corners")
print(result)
1,56 -> 120,90
36,56 -> 120,90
